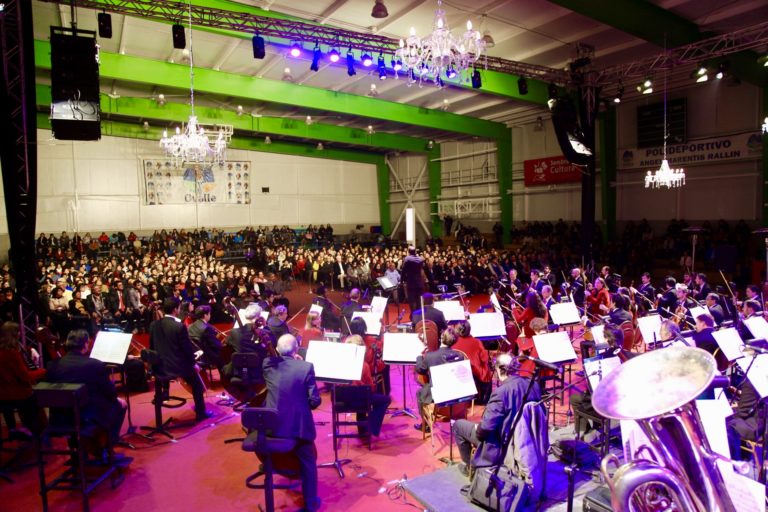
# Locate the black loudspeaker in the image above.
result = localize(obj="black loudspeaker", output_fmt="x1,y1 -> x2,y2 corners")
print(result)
97,12 -> 112,39
50,28 -> 101,141
172,24 -> 186,49
549,95 -> 592,166
252,35 -> 265,59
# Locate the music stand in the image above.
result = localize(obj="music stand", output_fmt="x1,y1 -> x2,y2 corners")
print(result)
433,300 -> 466,322
735,353 -> 768,484
532,331 -> 577,422
382,332 -> 424,420
712,328 -> 745,362
309,304 -> 323,316
351,312 -> 382,335
90,331 -> 153,446
305,341 -> 365,478
429,360 -> 477,465
745,316 -> 768,342
637,314 -> 662,348
548,302 -> 581,327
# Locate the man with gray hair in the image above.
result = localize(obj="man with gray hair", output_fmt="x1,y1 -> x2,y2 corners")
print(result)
263,334 -> 322,511
222,303 -> 274,378
452,352 -> 541,477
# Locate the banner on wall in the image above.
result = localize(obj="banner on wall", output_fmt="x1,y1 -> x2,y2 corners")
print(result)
523,156 -> 583,187
617,131 -> 763,170
142,159 -> 252,205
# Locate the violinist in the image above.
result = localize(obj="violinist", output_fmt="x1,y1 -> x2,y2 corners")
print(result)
656,277 -> 678,319
529,269 -> 545,296
0,322 -> 46,439
313,285 -> 341,331
301,311 -> 324,347
541,285 -> 556,312
514,292 -> 548,337
658,319 -> 689,346
705,293 -> 725,326
342,335 -> 391,437
585,278 -> 610,317
693,273 -> 711,302
451,320 -> 492,405
601,266 -> 618,293
187,305 -> 223,371
223,304 -> 274,367
607,293 -> 633,326
673,284 -> 697,328
498,269 -> 521,307
632,272 -> 655,314
737,300 -> 763,341
267,304 -> 291,341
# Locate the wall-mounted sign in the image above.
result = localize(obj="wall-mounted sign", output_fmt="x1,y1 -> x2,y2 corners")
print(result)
142,159 -> 252,205
523,156 -> 583,187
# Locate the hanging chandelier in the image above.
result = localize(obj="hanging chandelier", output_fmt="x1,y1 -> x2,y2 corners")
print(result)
160,1 -> 231,165
395,0 -> 486,87
644,59 -> 685,189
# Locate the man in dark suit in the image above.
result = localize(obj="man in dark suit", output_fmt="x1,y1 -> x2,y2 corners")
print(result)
692,313 -> 718,355
267,304 -> 290,341
340,288 -> 364,334
410,292 -> 447,334
45,329 -> 130,464
607,293 -> 633,325
453,353 -> 540,476
187,305 -> 223,371
414,328 -> 465,432
149,297 -> 210,421
263,334 -> 321,512
401,247 -> 426,314
633,272 -> 656,314
694,273 -> 712,303
705,293 -> 725,326
657,277 -> 678,319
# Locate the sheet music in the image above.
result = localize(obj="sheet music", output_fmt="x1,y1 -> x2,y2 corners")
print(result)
351,312 -> 382,335
744,316 -> 768,341
736,354 -> 768,399
382,332 -> 425,364
305,340 -> 365,383
590,324 -> 606,346
712,327 -> 745,362
434,301 -> 466,322
637,314 -> 662,345
716,459 -> 765,512
430,360 -> 478,405
548,302 -> 581,325
309,304 -> 323,316
370,296 -> 389,317
468,312 -> 506,337
377,276 -> 395,290
489,293 -> 502,314
583,356 -> 621,393
532,331 -> 577,363
695,399 -> 731,458
89,331 -> 132,365
689,305 -> 709,320
237,308 -> 249,325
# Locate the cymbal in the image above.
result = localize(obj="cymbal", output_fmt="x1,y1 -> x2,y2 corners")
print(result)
592,346 -> 716,421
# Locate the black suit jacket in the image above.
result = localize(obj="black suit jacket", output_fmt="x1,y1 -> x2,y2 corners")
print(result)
263,356 -> 321,441
45,352 -> 119,429
411,305 -> 447,333
267,316 -> 290,341
149,316 -> 197,377
608,308 -> 633,326
188,319 -> 222,367
693,327 -> 718,355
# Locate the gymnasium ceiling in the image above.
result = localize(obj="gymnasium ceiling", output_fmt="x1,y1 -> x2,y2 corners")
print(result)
30,0 -> 768,149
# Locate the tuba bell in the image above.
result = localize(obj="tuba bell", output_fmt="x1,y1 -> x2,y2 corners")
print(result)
592,346 -> 745,512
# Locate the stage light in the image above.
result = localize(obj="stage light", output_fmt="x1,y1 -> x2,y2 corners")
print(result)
329,48 -> 340,63
445,66 -> 457,79
716,63 -> 726,80
362,53 -> 373,67
440,99 -> 450,111
236,105 -> 244,116
427,140 -> 434,149
97,11 -> 112,39
517,77 -> 528,95
377,55 -> 387,80
310,43 -> 321,72
289,42 -> 302,58
306,115 -> 313,126
636,79 -> 652,94
372,0 -> 389,18
157,93 -> 166,106
316,142 -> 324,151
172,23 -> 186,49
369,83 -> 380,97
367,125 -> 375,134
252,34 -> 266,59
613,86 -> 624,104
346,51 -> 356,76
695,66 -> 708,83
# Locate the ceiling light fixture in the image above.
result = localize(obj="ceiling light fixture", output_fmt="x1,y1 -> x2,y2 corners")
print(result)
264,136 -> 271,144
695,66 -> 708,83
377,54 -> 387,80
305,115 -> 313,125
160,1 -> 231,165
367,125 -> 375,135
329,48 -> 340,63
346,51 -> 356,76
282,67 -> 294,82
361,53 -> 373,67
645,59 -> 685,189
236,105 -> 244,116
636,78 -> 653,94
613,85 -> 624,104
316,142 -> 324,151
480,15 -> 494,48
310,43 -> 321,72
252,34 -> 266,59
371,0 -> 389,19
289,42 -> 302,58
395,0 -> 486,87
157,93 -> 166,106
369,83 -> 380,97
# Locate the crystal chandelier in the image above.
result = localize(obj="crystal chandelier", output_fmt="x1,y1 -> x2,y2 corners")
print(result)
644,63 -> 685,189
160,1 -> 231,165
395,0 -> 485,87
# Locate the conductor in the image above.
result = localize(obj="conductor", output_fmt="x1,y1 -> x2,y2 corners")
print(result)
401,246 -> 426,314
263,334 -> 322,512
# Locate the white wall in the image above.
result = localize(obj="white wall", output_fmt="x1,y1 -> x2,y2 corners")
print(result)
19,130 -> 379,234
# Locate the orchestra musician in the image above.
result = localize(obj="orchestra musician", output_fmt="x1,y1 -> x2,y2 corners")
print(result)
411,292 -> 447,334
601,266 -> 619,293
301,311 -> 324,346
564,267 -> 586,308
514,292 -> 548,337
223,304 -> 275,376
348,317 -> 390,395
149,297 -> 211,422
262,334 -> 321,512
541,285 -> 556,312
737,300 -> 763,341
187,305 -> 223,371
340,288 -> 364,334
312,285 -> 341,332
673,284 -> 697,328
452,352 -> 541,478
451,320 -> 493,405
266,304 -> 291,341
658,319 -> 690,347
529,269 -> 545,296
413,328 -> 465,433
693,273 -> 711,302
632,272 -> 655,314
570,323 -> 635,440
0,322 -> 46,439
692,314 -> 717,355
705,293 -> 725,326
342,335 -> 391,437
585,278 -> 610,317
498,268 -> 521,307
656,277 -> 678,319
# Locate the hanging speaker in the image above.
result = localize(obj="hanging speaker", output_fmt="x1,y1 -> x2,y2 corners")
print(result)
549,95 -> 592,166
97,12 -> 112,39
252,35 -> 266,59
172,24 -> 186,49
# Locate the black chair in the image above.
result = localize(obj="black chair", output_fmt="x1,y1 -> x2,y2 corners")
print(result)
333,385 -> 373,450
228,352 -> 267,412
573,408 -> 612,459
34,382 -> 123,512
139,349 -> 187,439
240,408 -> 299,512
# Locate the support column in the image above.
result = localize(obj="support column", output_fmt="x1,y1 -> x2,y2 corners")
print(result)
497,129 -> 513,244
376,158 -> 391,235
428,145 -> 442,237
599,108 -> 618,242
0,0 -> 39,339
578,89 -> 598,265
763,87 -> 768,227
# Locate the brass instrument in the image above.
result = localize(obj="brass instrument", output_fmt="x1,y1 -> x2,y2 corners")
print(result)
594,347 -> 745,512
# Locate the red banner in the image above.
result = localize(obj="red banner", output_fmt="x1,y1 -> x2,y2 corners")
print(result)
523,156 -> 582,187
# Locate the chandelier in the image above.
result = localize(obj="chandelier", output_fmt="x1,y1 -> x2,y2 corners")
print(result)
395,0 -> 486,87
644,61 -> 685,189
160,1 -> 231,165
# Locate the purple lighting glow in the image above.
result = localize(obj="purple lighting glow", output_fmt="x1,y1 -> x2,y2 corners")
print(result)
289,43 -> 301,58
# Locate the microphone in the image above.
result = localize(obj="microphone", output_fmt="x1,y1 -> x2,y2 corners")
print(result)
518,354 -> 559,372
